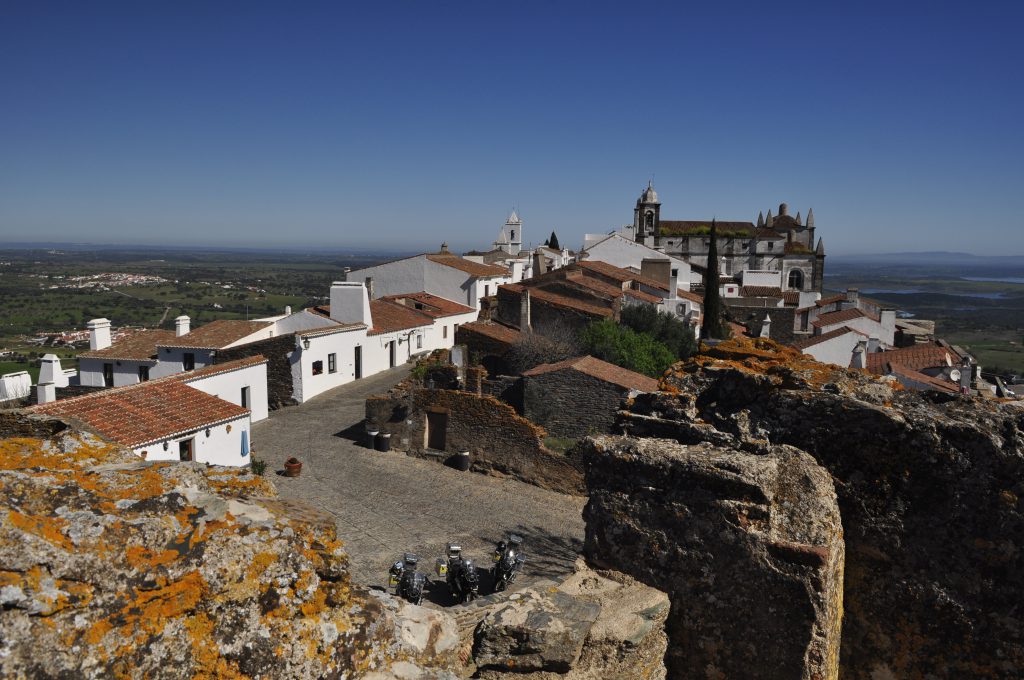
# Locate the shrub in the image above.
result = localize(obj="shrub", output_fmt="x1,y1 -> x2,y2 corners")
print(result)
250,457 -> 267,476
620,304 -> 697,360
579,319 -> 676,377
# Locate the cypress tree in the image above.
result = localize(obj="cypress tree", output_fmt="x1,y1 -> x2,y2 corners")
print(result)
548,231 -> 560,250
701,219 -> 725,340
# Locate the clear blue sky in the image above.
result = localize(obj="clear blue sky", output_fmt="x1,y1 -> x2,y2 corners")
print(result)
2,1 -> 1022,255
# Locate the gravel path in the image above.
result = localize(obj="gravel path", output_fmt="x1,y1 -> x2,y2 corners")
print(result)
252,365 -> 585,604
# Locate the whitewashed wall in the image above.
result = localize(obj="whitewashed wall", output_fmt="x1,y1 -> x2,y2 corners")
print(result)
185,363 -> 269,422
79,358 -> 156,387
801,332 -> 862,368
135,414 -> 251,467
584,235 -> 691,290
292,327 -> 366,403
150,348 -> 216,378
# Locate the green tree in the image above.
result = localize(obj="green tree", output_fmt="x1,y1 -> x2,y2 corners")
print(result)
548,231 -> 560,250
621,304 -> 697,360
579,319 -> 676,377
701,219 -> 725,340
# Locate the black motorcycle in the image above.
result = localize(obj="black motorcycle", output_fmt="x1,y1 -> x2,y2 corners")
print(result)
441,544 -> 480,604
491,533 -> 525,593
388,552 -> 427,605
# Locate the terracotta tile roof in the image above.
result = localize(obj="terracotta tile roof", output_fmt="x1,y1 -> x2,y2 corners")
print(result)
522,355 -> 659,392
172,356 -> 269,383
576,260 -> 669,291
158,320 -> 272,350
791,326 -> 867,350
367,300 -> 433,336
886,363 -> 959,394
740,286 -> 783,298
782,291 -> 801,305
504,285 -> 613,318
812,307 -> 879,328
426,254 -> 509,277
865,342 -> 962,374
566,276 -> 662,305
676,288 -> 704,305
816,294 -> 847,308
458,321 -> 522,344
754,228 -> 785,240
79,329 -> 177,362
658,221 -> 756,237
33,381 -> 249,447
380,292 -> 476,318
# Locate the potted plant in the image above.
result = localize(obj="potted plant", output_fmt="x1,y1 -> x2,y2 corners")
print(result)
284,457 -> 302,477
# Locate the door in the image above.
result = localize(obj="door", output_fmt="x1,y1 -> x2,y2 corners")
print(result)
425,411 -> 448,451
389,341 -> 396,368
354,346 -> 362,379
178,438 -> 194,462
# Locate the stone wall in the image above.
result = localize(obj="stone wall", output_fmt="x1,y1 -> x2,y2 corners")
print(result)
620,337 -> 1024,678
522,369 -> 628,439
215,334 -> 297,409
0,410 -> 68,438
366,387 -> 584,495
481,375 -> 523,413
583,436 -> 844,680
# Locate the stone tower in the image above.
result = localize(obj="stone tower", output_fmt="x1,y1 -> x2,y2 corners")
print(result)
505,210 -> 522,255
633,181 -> 661,247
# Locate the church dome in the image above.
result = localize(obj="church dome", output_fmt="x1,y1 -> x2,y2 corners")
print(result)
640,182 -> 658,203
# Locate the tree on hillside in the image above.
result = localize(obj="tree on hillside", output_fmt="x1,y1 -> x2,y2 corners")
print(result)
621,304 -> 697,360
701,219 -> 725,340
548,231 -> 561,250
579,319 -> 676,377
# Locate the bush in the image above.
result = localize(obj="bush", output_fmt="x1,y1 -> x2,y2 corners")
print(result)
507,319 -> 581,374
620,304 -> 697,360
579,319 -> 676,377
249,457 -> 267,476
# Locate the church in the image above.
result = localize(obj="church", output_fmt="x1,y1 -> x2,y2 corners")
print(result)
624,183 -> 826,292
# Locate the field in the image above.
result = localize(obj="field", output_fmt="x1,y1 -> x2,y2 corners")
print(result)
0,247 -> 395,376
826,254 -> 1024,376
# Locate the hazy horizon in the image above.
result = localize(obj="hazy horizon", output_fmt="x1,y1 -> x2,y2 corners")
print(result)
2,3 -> 1022,256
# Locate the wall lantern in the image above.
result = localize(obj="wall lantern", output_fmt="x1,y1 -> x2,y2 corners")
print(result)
163,441 -> 169,451
302,337 -> 311,350
205,428 -> 211,438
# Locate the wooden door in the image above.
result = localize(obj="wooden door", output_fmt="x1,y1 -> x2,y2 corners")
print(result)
425,411 -> 448,451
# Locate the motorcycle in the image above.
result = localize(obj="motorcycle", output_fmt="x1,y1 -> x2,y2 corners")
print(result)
438,543 -> 480,604
388,552 -> 427,605
491,533 -> 525,593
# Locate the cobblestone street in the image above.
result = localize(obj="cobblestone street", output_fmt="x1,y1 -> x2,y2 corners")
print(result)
252,365 -> 586,600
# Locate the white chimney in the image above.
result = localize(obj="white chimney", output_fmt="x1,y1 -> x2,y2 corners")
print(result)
87,318 -> 111,351
35,382 -> 56,405
38,354 -> 69,388
329,282 -> 372,326
867,337 -> 880,353
759,314 -> 772,339
175,315 -> 191,337
284,305 -> 292,316
851,341 -> 868,369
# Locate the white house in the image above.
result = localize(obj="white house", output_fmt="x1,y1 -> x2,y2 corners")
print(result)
177,356 -> 270,423
792,326 -> 870,367
346,245 -> 511,311
580,232 -> 692,291
31,359 -> 265,467
151,317 -> 276,378
78,320 -> 178,387
795,288 -> 896,349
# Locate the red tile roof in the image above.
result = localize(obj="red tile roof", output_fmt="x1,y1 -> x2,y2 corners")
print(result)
503,284 -> 614,318
567,276 -> 662,304
886,363 -> 959,394
676,289 -> 704,305
865,342 -> 962,374
576,260 -> 669,291
782,291 -> 801,305
816,294 -> 847,308
426,254 -> 509,277
457,321 -> 522,344
812,307 -> 878,328
380,292 -> 476,318
33,381 -> 248,447
158,320 -> 272,350
522,355 -> 659,392
740,286 -> 783,298
367,300 -> 433,336
79,329 -> 177,362
172,356 -> 269,383
791,326 -> 868,350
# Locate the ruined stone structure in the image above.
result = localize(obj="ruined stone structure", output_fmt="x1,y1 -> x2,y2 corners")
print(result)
214,333 -> 298,409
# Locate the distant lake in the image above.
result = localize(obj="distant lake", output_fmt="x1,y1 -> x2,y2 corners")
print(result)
860,287 -> 1006,300
961,276 -> 1024,284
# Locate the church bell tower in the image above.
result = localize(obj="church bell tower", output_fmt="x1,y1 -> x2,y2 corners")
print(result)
633,181 -> 661,247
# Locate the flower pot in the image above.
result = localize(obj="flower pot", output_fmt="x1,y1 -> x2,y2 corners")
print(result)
284,458 -> 302,477
375,432 -> 392,452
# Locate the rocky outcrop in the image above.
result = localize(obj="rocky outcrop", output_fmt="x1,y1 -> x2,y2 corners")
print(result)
584,436 -> 844,679
472,561 -> 670,680
619,337 -> 1024,678
0,413 -> 459,679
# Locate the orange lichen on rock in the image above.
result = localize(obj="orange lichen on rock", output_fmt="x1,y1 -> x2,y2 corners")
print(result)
7,510 -> 73,551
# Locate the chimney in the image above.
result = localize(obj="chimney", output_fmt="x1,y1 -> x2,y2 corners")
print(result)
87,318 -> 111,351
38,354 -> 68,388
867,337 -> 880,353
759,314 -> 772,338
779,202 -> 789,216
851,341 -> 868,369
440,242 -> 450,255
174,315 -> 191,337
532,251 -> 548,276
365,276 -> 375,300
35,382 -> 56,405
846,288 -> 859,307
329,281 -> 372,326
342,267 -> 351,281
284,305 -> 292,316
640,258 -> 671,292
669,267 -> 680,297
519,289 -> 531,332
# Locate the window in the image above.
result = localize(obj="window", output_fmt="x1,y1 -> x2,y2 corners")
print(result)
416,334 -> 422,349
103,363 -> 114,387
178,439 -> 193,462
241,386 -> 250,408
454,324 -> 460,335
443,325 -> 448,339
485,284 -> 490,297
788,269 -> 805,290
767,242 -> 774,251
138,365 -> 150,382
183,353 -> 195,371
328,353 -> 337,373
312,360 -> 323,376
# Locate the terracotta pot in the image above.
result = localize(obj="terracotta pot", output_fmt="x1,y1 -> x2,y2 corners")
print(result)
284,458 -> 302,477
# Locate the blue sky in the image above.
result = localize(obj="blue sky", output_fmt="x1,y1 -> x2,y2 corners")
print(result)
1,1 -> 1022,255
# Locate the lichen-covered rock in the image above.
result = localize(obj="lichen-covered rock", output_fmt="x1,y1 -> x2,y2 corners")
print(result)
0,414 -> 459,679
625,337 -> 1024,678
583,435 -> 844,680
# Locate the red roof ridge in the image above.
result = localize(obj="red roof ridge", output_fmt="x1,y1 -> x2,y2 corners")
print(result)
522,355 -> 659,392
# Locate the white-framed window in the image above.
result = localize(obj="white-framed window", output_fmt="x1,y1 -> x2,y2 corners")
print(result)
328,353 -> 337,373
